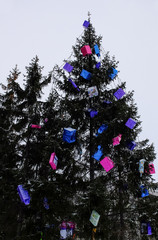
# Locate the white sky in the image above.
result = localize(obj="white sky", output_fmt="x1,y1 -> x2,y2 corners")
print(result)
1,0 -> 158,181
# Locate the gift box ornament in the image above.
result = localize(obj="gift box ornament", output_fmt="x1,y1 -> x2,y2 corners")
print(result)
103,100 -> 112,108
30,124 -> 41,129
43,197 -> 49,210
125,118 -> 137,129
63,127 -> 76,143
139,159 -> 146,177
63,63 -> 73,73
90,210 -> 100,227
80,69 -> 92,80
92,145 -> 103,161
100,157 -> 115,172
108,67 -> 118,80
86,108 -> 98,118
94,44 -> 100,57
49,152 -> 58,170
81,45 -> 92,56
140,185 -> 149,198
114,88 -> 125,100
60,221 -> 75,239
83,20 -> 90,28
69,79 -> 80,91
141,221 -> 152,235
148,163 -> 155,174
112,134 -> 122,146
96,124 -> 108,136
96,62 -> 101,69
126,140 -> 137,150
88,86 -> 98,98
17,185 -> 30,205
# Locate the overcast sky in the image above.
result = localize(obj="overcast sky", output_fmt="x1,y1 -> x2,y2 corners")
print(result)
1,0 -> 158,181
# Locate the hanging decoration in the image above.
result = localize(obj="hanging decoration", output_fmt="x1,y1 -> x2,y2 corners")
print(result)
112,134 -> 122,146
83,20 -> 90,28
94,44 -> 100,57
96,62 -> 101,69
60,221 -> 75,239
81,45 -> 92,56
17,185 -> 30,205
89,210 -> 100,227
103,100 -> 112,108
30,124 -> 41,129
80,69 -> 92,80
96,124 -> 108,136
92,145 -> 103,161
126,140 -> 137,150
69,79 -> 80,91
108,67 -> 118,80
44,118 -> 48,123
100,157 -> 115,172
88,86 -> 98,98
43,197 -> 49,210
86,108 -> 98,118
148,163 -> 155,174
63,63 -> 74,73
141,221 -> 152,235
114,88 -> 125,100
49,152 -> 58,170
63,127 -> 76,143
140,185 -> 149,198
139,159 -> 146,177
125,118 -> 137,129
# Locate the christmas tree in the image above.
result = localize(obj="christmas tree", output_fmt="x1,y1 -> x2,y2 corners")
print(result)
0,17 -> 158,240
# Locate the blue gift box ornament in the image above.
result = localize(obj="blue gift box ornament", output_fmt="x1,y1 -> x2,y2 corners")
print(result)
63,127 -> 76,143
43,197 -> 49,210
96,124 -> 108,136
92,145 -> 103,161
141,221 -> 152,235
17,185 -> 30,205
126,140 -> 137,150
108,67 -> 118,80
140,185 -> 149,198
86,108 -> 98,118
80,69 -> 92,80
83,20 -> 90,28
94,44 -> 100,57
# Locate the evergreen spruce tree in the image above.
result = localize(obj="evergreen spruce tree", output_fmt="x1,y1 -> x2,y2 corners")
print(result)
48,17 -> 157,239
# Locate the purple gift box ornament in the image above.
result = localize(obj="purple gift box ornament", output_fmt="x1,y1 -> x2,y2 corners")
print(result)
63,63 -> 73,73
126,140 -> 137,150
86,108 -> 98,118
125,118 -> 137,129
96,62 -> 101,69
69,79 -> 80,91
17,185 -> 30,205
83,20 -> 90,28
114,88 -> 125,100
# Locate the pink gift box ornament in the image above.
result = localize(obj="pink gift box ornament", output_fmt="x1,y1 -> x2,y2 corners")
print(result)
149,163 -> 155,174
30,124 -> 41,129
112,134 -> 122,146
81,45 -> 92,56
49,152 -> 58,170
100,157 -> 115,172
